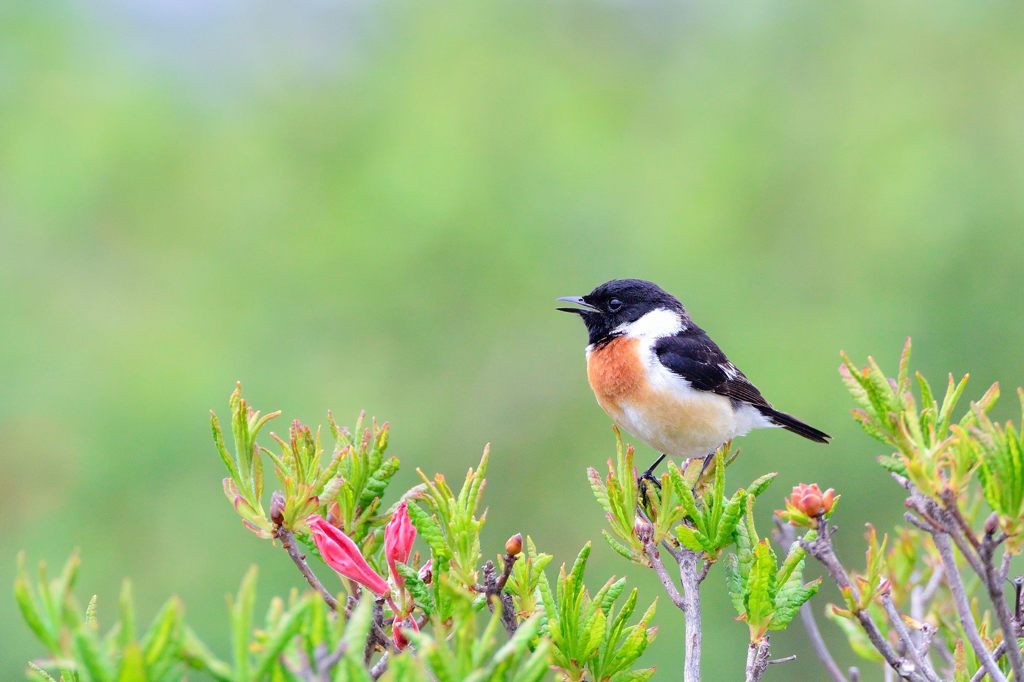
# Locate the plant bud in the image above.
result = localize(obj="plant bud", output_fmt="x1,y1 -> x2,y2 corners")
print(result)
985,512 -> 1000,536
505,533 -> 523,557
418,559 -> 433,585
788,483 -> 836,517
634,515 -> 654,544
327,500 -> 342,527
270,491 -> 286,526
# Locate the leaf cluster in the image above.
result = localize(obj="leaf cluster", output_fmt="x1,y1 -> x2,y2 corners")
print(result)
724,502 -> 820,642
538,544 -> 657,682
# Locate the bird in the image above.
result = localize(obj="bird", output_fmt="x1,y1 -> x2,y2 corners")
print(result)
557,279 -> 829,481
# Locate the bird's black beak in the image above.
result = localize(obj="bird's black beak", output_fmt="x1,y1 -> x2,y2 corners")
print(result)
556,296 -> 600,314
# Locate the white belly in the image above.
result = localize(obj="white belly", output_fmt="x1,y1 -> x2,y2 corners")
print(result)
613,390 -> 766,459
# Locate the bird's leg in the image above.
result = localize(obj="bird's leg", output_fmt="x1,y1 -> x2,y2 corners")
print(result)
692,450 -> 716,494
637,453 -> 666,502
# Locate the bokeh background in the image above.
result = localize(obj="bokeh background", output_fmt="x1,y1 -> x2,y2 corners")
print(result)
3,0 -> 1024,677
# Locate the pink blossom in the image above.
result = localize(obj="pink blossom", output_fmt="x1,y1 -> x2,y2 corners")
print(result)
307,515 -> 389,596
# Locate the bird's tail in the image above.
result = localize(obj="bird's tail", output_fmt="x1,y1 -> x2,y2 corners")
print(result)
763,408 -> 831,444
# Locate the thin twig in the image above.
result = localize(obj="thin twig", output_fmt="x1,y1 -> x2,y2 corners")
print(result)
274,525 -> 339,611
970,641 -> 1008,682
370,652 -> 390,679
932,532 -> 1007,682
316,640 -> 348,676
800,602 -> 848,682
643,541 -> 686,611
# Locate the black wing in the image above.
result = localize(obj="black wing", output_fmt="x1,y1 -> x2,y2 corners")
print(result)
654,330 -> 831,443
653,330 -> 771,409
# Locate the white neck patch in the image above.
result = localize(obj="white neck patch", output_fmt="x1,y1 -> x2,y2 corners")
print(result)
613,308 -> 685,338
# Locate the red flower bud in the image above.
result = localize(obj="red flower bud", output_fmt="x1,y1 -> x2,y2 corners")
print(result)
385,501 -> 417,588
392,615 -> 419,651
307,514 -> 389,596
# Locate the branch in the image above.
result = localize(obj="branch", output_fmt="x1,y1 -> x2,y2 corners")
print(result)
274,525 -> 339,611
776,521 -> 848,682
801,520 -> 927,681
643,541 -> 686,612
979,528 -> 1024,681
744,637 -> 772,682
677,547 -> 703,682
480,554 -> 520,636
932,532 -> 1007,682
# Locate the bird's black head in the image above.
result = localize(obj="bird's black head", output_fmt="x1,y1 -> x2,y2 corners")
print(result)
557,279 -> 687,346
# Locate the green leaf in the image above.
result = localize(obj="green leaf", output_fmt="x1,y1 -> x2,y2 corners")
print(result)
253,598 -> 310,678
724,554 -> 745,616
230,566 -> 258,679
141,597 -> 181,675
602,529 -> 637,562
14,553 -> 59,652
746,473 -> 777,498
180,627 -> 232,681
395,562 -> 435,616
567,543 -> 592,597
712,490 -> 746,550
116,643 -> 147,682
359,457 -> 400,509
118,580 -> 136,648
770,581 -> 821,631
26,662 -> 59,682
668,464 -> 707,537
511,638 -> 552,682
675,525 -> 705,552
74,627 -> 115,682
745,541 -> 777,637
210,411 -> 241,482
342,593 -> 374,657
406,502 -> 449,560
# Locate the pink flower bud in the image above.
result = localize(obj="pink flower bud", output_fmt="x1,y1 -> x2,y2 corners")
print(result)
634,515 -> 654,544
418,559 -> 433,585
787,483 -> 836,517
270,491 -> 286,527
307,514 -> 389,596
385,501 -> 417,588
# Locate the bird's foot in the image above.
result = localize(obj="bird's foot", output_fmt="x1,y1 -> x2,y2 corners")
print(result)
637,454 -> 666,502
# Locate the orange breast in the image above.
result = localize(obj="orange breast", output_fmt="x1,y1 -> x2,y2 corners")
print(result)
586,337 -> 648,416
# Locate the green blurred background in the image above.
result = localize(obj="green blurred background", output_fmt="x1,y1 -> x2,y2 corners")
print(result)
3,0 -> 1024,677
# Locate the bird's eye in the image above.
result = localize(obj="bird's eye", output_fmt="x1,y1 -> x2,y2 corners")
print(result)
607,298 -> 623,312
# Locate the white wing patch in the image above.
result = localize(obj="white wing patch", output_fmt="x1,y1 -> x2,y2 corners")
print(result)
719,363 -> 740,380
613,308 -> 685,339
